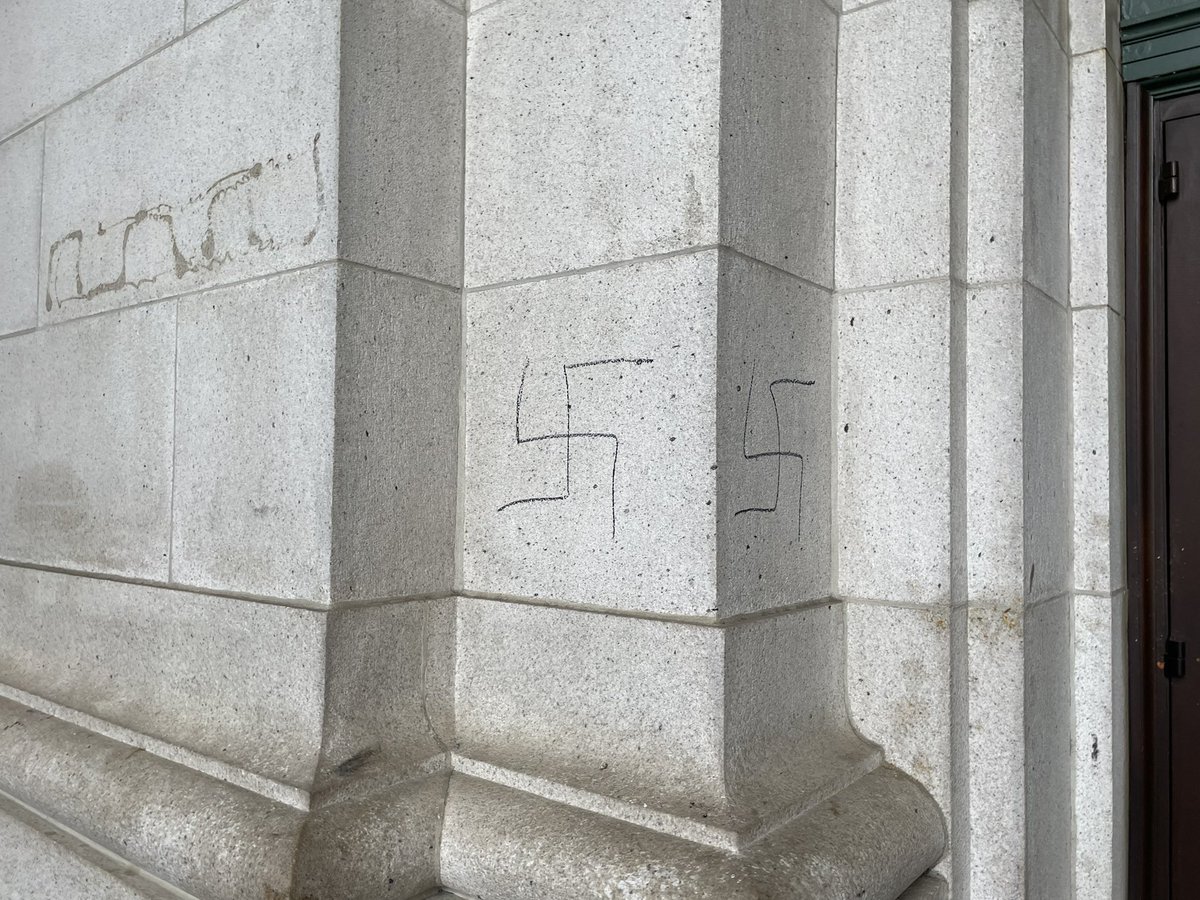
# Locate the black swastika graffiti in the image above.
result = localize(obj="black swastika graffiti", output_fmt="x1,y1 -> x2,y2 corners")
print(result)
735,367 -> 815,537
499,357 -> 655,540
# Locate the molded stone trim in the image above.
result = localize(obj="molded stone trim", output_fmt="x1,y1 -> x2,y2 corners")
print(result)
0,690 -> 945,899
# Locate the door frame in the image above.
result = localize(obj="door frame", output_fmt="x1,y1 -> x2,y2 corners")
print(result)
1126,76 -> 1200,900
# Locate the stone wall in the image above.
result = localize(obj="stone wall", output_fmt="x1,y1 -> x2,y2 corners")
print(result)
0,0 -> 1125,897
0,1 -> 464,896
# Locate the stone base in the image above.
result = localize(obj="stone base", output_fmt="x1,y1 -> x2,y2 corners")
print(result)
0,694 -> 944,899
442,770 -> 944,900
0,790 -> 173,900
896,875 -> 950,899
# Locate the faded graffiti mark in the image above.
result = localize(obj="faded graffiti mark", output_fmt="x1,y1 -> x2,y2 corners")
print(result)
499,357 -> 654,540
45,134 -> 325,312
735,366 -> 815,537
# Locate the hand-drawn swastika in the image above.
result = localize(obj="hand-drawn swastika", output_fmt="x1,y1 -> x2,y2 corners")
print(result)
735,366 -> 816,537
498,357 -> 654,540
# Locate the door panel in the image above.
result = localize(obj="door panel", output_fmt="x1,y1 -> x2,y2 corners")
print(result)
1165,109 -> 1200,897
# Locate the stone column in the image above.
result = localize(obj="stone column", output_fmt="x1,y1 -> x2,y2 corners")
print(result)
443,0 -> 944,896
1068,0 -> 1127,891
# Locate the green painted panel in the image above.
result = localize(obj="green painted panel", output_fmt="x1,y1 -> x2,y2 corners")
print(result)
1123,1 -> 1200,81
1124,0 -> 1199,24
1125,44 -> 1200,80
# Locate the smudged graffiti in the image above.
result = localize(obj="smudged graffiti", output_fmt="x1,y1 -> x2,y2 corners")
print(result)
44,134 -> 325,312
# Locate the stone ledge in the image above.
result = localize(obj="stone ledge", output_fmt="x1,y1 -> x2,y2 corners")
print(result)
451,733 -> 881,853
0,789 -> 181,900
0,695 -> 445,899
897,874 -> 950,899
441,769 -> 946,899
1,694 -> 945,899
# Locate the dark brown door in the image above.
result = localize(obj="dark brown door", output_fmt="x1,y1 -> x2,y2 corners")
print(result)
1129,87 -> 1200,899
1164,104 -> 1200,897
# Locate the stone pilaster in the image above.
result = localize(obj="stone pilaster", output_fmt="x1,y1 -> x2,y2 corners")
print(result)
446,0 -> 943,894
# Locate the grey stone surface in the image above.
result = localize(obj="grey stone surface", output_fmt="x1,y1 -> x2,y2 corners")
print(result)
1073,307 -> 1124,594
966,0 -> 1024,284
1026,594 -> 1074,899
0,565 -> 326,791
965,606 -> 1026,898
1070,0 -> 1120,55
1110,589 -> 1131,900
0,693 -> 449,899
175,263 -> 459,605
0,790 -> 175,900
719,0 -> 837,286
464,250 -> 831,616
330,265 -> 459,603
0,0 -> 1131,892
897,875 -> 949,900
838,282 -> 952,605
317,599 -> 453,799
0,696 -> 306,900
39,0 -> 339,325
0,304 -> 174,578
0,124 -> 43,336
462,252 -> 719,615
964,285 -> 1022,609
1031,0 -> 1069,49
185,0 -> 241,29
966,284 -> 1024,606
1024,5 -> 1070,308
1070,50 -> 1124,313
453,596 -> 728,829
339,0 -> 464,286
836,0 -> 951,289
291,772 -> 447,900
454,597 -> 876,847
464,0 -> 720,286
723,605 -> 881,835
1073,593 -> 1117,900
0,0 -> 183,139
0,602 -> 941,899
717,253 -> 833,615
173,266 -> 337,602
441,766 -> 945,899
1024,286 -> 1072,604
847,603 -> 952,817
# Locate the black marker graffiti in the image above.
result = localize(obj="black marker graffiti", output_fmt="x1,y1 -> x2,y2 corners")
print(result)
499,357 -> 654,540
735,367 -> 815,537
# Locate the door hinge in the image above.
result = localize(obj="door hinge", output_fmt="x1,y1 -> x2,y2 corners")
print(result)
1160,160 -> 1180,202
1164,639 -> 1187,679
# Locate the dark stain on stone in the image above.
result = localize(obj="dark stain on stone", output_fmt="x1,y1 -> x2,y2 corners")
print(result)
335,747 -> 376,777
